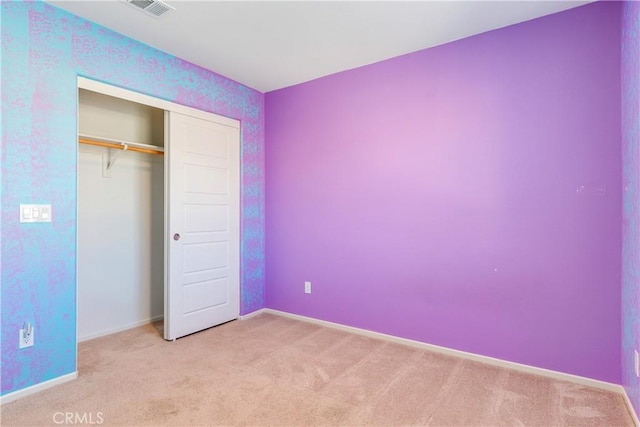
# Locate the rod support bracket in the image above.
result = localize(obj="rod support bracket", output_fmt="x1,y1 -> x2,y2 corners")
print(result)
106,143 -> 128,170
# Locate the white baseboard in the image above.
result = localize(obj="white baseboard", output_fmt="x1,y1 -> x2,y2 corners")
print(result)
262,308 -> 623,394
239,308 -> 267,320
0,372 -> 77,405
78,315 -> 164,343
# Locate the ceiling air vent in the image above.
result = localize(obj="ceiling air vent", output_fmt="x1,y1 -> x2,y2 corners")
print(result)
126,0 -> 174,18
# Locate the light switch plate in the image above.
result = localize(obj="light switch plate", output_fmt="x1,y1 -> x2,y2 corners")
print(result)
20,204 -> 52,223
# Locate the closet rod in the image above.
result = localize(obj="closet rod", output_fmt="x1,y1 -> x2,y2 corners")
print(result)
78,137 -> 164,156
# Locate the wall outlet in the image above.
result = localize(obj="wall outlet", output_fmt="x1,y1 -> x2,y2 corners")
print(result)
635,350 -> 639,378
19,323 -> 34,349
304,281 -> 311,294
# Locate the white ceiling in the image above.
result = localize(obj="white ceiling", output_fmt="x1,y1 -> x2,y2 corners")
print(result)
47,0 -> 593,92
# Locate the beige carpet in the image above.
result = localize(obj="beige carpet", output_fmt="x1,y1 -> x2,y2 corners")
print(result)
1,313 -> 634,426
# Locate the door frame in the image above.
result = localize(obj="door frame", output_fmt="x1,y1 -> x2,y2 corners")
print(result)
78,78 -> 239,128
76,77 -> 241,344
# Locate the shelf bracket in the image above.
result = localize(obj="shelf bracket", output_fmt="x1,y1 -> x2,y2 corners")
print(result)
106,144 -> 128,170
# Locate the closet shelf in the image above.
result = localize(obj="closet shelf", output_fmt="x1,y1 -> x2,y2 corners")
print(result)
78,135 -> 164,156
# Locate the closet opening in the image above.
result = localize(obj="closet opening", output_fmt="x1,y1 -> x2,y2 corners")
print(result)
76,77 -> 241,344
78,89 -> 166,342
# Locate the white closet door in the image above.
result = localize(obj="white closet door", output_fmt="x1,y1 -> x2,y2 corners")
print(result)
165,111 -> 240,340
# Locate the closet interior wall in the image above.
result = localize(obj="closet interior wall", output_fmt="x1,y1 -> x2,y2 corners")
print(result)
78,89 -> 165,342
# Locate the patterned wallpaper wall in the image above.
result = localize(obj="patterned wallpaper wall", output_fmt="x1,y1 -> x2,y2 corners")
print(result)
622,0 -> 640,417
1,1 -> 265,395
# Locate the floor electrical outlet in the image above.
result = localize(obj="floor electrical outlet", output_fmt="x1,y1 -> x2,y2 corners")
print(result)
19,323 -> 34,349
304,281 -> 311,294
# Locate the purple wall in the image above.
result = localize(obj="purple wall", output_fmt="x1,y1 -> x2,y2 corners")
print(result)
265,1 -> 622,383
622,0 -> 640,415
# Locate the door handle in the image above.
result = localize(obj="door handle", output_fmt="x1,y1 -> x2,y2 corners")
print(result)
173,233 -> 181,241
